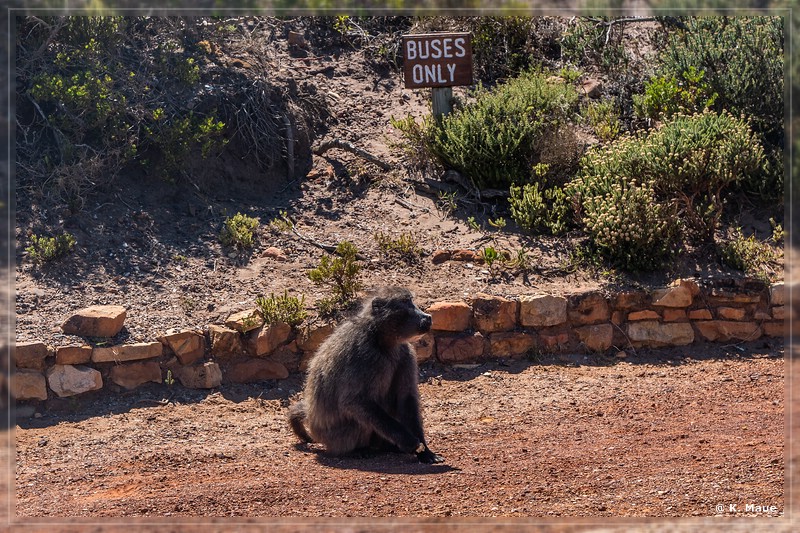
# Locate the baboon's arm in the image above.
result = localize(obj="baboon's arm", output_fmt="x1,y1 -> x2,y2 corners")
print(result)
346,398 -> 421,453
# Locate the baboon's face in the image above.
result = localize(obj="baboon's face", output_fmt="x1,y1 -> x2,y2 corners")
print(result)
372,294 -> 432,339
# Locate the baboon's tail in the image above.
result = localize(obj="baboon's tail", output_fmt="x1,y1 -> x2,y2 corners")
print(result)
288,400 -> 314,443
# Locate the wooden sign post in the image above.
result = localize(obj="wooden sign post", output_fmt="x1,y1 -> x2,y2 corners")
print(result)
401,32 -> 473,120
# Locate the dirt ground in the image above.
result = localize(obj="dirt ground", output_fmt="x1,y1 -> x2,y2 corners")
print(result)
14,340 -> 786,521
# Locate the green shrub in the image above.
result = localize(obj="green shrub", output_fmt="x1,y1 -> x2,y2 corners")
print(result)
633,66 -> 718,122
582,99 -> 621,142
575,110 -> 766,241
255,290 -> 308,327
658,16 -> 783,141
397,71 -> 578,190
508,182 -> 571,236
374,231 -> 422,261
219,212 -> 259,250
560,17 -> 628,72
308,241 -> 362,315
571,178 -> 679,271
26,232 -> 76,264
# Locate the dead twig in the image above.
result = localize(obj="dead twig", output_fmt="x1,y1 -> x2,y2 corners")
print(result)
313,138 -> 392,171
291,226 -> 368,261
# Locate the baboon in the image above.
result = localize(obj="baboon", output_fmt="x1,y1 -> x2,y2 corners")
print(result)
288,286 -> 444,464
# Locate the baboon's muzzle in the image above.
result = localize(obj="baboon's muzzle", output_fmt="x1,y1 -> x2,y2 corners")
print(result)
419,312 -> 432,333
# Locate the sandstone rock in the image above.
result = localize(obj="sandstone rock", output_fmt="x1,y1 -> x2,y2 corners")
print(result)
762,321 -> 785,338
46,365 -> 103,397
296,323 -> 335,353
580,78 -> 602,98
110,361 -> 162,390
754,308 -> 772,321
287,30 -> 307,48
15,342 -> 50,371
431,250 -> 451,264
247,322 -> 293,356
688,309 -> 713,320
270,342 -> 301,373
12,370 -> 48,401
262,247 -> 287,260
694,321 -> 762,342
225,309 -> 264,333
436,333 -> 485,363
611,311 -> 625,325
451,249 -> 479,262
428,301 -> 472,332
663,309 -> 687,322
770,282 -> 785,305
628,310 -> 660,321
519,295 -> 568,327
61,305 -> 127,338
208,325 -> 244,359
568,292 -> 610,326
772,306 -> 786,320
707,291 -> 762,306
225,358 -> 289,383
411,332 -> 435,363
92,342 -> 163,363
613,291 -> 649,310
55,345 -> 92,365
174,361 -> 222,389
575,323 -> 614,353
652,286 -> 693,308
159,329 -> 206,365
626,321 -> 694,347
539,332 -> 571,352
472,293 -> 518,333
488,332 -> 536,358
673,279 -> 701,297
718,307 -> 746,321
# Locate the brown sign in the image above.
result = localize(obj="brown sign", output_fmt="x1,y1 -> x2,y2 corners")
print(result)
402,33 -> 473,89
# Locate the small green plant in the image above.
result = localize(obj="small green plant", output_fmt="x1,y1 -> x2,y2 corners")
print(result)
558,66 -> 583,84
26,232 -> 76,263
269,210 -> 294,232
308,241 -> 362,315
333,15 -> 352,35
480,246 -> 502,278
508,183 -> 571,236
164,369 -> 175,386
717,227 -> 780,282
436,191 -> 459,218
255,290 -> 308,327
583,99 -> 621,141
511,247 -> 531,271
374,231 -> 422,261
770,218 -> 785,244
467,216 -> 481,232
219,212 -> 259,250
633,67 -> 717,122
487,217 -> 507,231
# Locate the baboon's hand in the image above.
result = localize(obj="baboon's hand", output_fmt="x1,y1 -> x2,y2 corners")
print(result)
416,447 -> 445,464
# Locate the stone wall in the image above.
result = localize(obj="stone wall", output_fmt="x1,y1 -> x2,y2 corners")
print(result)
12,278 -> 790,402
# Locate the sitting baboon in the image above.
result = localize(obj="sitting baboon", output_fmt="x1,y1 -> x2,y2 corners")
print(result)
288,286 -> 444,464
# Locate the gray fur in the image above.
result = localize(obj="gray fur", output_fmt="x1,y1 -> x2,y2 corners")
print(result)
288,287 -> 444,463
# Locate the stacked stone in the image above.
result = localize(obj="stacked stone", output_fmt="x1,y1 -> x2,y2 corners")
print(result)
11,278 -> 790,401
421,279 -> 788,364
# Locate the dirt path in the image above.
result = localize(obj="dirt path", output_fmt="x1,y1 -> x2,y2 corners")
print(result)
15,342 -> 784,520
